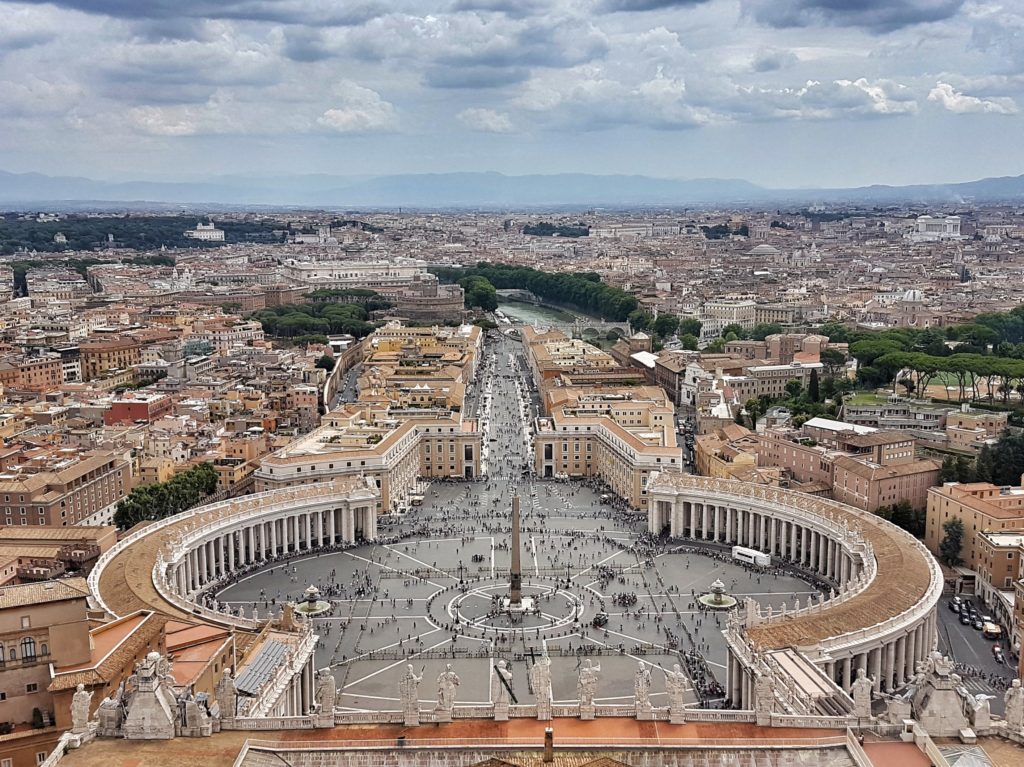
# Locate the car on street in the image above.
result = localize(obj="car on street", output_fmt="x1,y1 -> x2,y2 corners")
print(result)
972,616 -> 985,630
959,611 -> 972,625
949,597 -> 963,611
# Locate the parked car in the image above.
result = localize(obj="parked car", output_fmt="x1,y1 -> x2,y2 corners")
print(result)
972,616 -> 985,630
949,597 -> 963,612
960,611 -> 972,625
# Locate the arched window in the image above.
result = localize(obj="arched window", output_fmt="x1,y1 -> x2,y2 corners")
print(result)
40,643 -> 48,657
8,647 -> 16,661
20,637 -> 35,659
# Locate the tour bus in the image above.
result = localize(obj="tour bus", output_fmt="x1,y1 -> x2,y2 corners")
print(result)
732,545 -> 771,567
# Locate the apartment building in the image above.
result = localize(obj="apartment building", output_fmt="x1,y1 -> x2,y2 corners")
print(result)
0,354 -> 64,393
925,481 -> 1024,570
0,447 -> 132,527
78,337 -> 141,381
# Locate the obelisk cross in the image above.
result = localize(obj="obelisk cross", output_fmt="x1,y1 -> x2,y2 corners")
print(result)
510,495 -> 522,606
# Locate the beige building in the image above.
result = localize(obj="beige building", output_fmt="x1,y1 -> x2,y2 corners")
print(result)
534,386 -> 683,510
0,578 -> 92,766
0,447 -> 132,527
925,481 -> 1024,570
756,418 -> 940,512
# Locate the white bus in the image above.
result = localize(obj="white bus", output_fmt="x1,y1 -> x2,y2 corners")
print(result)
732,546 -> 770,567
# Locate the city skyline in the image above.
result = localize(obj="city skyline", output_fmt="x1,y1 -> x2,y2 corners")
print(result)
1,0 -> 1023,188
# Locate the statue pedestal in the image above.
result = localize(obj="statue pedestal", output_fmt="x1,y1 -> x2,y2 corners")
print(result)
494,702 -> 509,722
668,708 -> 685,725
313,713 -> 335,729
580,703 -> 595,721
435,708 -> 453,723
404,710 -> 420,727
536,704 -> 552,722
635,704 -> 654,721
67,730 -> 94,749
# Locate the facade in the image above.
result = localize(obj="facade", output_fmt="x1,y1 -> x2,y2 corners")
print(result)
534,387 -> 683,510
0,578 -> 92,766
0,449 -> 132,528
184,222 -> 225,241
756,418 -> 940,512
78,338 -> 141,382
280,258 -> 435,295
925,481 -> 1024,570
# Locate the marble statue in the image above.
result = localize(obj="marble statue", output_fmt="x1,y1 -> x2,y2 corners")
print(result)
851,667 -> 874,719
577,659 -> 600,717
664,664 -> 688,724
97,682 -> 125,737
400,665 -> 423,726
216,668 -> 237,721
1005,679 -> 1024,732
436,664 -> 460,720
530,654 -> 552,721
71,683 -> 93,734
634,662 -> 652,715
313,668 -> 336,727
492,660 -> 513,721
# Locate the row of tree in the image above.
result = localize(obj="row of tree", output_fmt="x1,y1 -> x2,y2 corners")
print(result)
113,463 -> 219,529
627,311 -> 702,344
250,300 -> 377,340
431,263 -> 638,321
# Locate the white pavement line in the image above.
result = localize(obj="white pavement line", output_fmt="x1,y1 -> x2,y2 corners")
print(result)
530,535 -> 539,576
343,551 -> 445,588
384,544 -> 455,577
573,549 -> 625,579
341,634 -> 450,687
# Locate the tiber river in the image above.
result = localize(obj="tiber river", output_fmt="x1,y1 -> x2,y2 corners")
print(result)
496,299 -> 582,324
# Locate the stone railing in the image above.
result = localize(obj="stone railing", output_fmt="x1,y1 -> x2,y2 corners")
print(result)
224,716 -> 313,730
239,734 -> 849,751
845,728 -> 873,767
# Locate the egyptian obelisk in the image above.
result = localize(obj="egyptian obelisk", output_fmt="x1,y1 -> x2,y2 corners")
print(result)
509,495 -> 522,606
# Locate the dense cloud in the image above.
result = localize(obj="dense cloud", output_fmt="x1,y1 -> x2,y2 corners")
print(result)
742,0 -> 965,33
0,0 -> 1021,185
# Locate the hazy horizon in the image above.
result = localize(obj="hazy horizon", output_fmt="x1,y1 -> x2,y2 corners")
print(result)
1,1 -> 1022,188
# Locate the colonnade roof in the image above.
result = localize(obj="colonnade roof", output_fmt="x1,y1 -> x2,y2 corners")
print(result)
647,472 -> 936,651
94,478 -> 374,623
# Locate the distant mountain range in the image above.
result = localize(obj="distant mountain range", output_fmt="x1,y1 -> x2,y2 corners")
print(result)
2,169 -> 1024,209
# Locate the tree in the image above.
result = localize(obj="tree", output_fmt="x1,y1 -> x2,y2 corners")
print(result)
939,518 -> 965,566
939,455 -> 957,483
820,348 -> 847,380
720,323 -> 746,340
652,314 -> 680,340
459,275 -> 498,311
875,500 -> 925,537
678,318 -> 702,338
628,309 -> 653,333
785,378 -> 803,399
808,369 -> 820,403
315,355 -> 336,372
679,334 -> 699,350
750,322 -> 783,341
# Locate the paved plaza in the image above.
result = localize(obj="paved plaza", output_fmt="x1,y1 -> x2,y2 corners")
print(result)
217,331 -> 822,712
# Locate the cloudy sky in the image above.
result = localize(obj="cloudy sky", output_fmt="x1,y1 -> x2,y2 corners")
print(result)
1,0 -> 1022,187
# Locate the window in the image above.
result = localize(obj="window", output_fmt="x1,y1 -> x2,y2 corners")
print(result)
36,752 -> 47,765
21,637 -> 35,659
3,757 -> 13,767
26,683 -> 37,693
20,616 -> 30,629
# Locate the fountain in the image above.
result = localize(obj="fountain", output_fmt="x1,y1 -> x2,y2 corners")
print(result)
293,585 -> 331,617
697,578 -> 737,611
